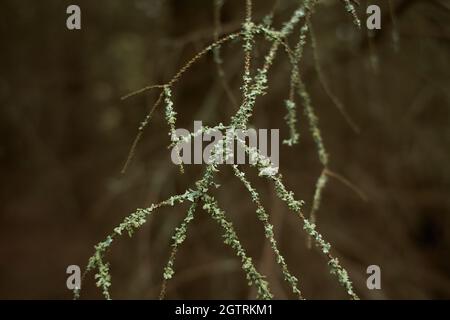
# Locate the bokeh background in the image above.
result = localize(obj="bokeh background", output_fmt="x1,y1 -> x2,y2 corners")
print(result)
0,0 -> 449,299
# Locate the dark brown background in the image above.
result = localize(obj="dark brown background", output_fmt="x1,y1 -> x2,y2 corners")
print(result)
0,0 -> 449,299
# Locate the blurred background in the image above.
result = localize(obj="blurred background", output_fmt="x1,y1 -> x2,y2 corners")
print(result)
0,0 -> 449,299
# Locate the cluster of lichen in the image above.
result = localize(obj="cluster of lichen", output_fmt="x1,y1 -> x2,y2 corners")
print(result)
77,0 -> 363,300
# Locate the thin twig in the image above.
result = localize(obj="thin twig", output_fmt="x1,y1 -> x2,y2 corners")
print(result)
325,168 -> 368,202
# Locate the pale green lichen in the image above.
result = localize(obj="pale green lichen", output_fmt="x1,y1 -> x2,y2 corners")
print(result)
232,165 -> 303,299
162,201 -> 198,282
310,171 -> 328,224
86,236 -> 113,300
80,0 -> 362,301
270,173 -> 358,300
235,140 -> 358,299
283,100 -> 300,146
329,258 -> 359,300
298,78 -> 329,167
81,191 -> 196,299
232,0 -> 313,130
201,193 -> 273,300
343,0 -> 361,28
164,86 -> 184,173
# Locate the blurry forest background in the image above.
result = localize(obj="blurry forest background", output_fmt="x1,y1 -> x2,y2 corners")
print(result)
0,0 -> 449,299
